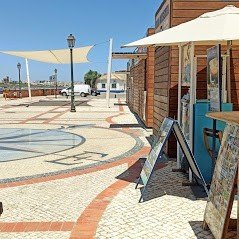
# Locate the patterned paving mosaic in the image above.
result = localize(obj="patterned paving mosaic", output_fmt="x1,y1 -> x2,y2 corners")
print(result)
0,95 -> 235,239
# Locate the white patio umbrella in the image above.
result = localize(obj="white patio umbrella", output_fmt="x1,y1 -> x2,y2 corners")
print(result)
123,5 -> 239,47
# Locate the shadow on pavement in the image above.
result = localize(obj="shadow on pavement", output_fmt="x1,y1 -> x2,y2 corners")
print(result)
189,221 -> 214,239
189,221 -> 237,239
139,162 -> 207,202
116,157 -> 208,203
114,103 -> 127,106
29,100 -> 89,107
110,123 -> 141,128
116,158 -> 146,183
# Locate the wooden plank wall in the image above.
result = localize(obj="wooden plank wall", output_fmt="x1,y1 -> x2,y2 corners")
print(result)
128,29 -> 155,127
145,28 -> 155,127
129,60 -> 146,118
126,70 -> 133,109
154,46 -> 170,135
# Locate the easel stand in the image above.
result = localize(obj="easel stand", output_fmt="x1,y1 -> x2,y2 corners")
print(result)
135,117 -> 208,203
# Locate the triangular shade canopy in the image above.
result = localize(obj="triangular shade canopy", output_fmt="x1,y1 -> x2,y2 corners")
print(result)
123,5 -> 239,47
1,45 -> 93,64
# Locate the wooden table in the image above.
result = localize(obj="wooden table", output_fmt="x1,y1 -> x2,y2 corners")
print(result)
206,111 -> 239,125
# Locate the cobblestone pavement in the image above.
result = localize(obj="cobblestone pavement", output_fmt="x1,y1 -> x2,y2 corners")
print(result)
0,95 -> 235,238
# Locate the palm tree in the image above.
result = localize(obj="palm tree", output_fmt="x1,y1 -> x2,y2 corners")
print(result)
84,70 -> 101,88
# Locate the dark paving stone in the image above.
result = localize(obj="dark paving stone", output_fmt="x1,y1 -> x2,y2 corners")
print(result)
110,124 -> 141,128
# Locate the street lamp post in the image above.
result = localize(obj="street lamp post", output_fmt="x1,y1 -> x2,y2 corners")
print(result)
17,63 -> 21,98
54,68 -> 57,99
67,34 -> 76,112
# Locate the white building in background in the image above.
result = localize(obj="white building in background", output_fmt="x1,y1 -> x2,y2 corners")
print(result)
96,72 -> 127,93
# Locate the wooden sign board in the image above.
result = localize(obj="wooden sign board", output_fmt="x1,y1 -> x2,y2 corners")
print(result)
181,43 -> 192,87
137,117 -> 208,202
204,123 -> 239,239
207,44 -> 222,112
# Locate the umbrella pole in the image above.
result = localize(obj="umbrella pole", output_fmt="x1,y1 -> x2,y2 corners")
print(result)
189,42 -> 195,182
177,44 -> 182,169
226,40 -> 232,103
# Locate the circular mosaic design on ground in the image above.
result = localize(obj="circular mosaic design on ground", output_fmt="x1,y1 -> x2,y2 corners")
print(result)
0,128 -> 85,162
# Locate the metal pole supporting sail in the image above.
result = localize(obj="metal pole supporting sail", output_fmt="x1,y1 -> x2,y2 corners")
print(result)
106,38 -> 113,108
25,58 -> 32,102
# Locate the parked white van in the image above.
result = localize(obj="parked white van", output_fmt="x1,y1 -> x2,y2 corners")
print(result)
60,84 -> 91,97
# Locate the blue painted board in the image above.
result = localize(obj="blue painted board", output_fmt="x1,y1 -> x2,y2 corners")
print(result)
193,101 -> 232,183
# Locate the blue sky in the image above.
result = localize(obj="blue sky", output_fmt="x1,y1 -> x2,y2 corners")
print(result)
0,0 -> 162,83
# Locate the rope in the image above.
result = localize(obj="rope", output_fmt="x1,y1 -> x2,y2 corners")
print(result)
49,50 -> 62,64
93,40 -> 110,47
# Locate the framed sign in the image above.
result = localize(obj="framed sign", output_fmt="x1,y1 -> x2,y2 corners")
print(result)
181,43 -> 192,87
140,118 -> 174,186
204,123 -> 239,239
207,45 -> 222,112
155,0 -> 170,33
136,117 -> 208,202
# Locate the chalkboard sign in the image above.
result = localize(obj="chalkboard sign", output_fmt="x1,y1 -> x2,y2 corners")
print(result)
137,117 -> 208,202
204,123 -> 239,239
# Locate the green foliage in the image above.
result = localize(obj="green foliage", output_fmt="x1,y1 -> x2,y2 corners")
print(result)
84,70 -> 101,88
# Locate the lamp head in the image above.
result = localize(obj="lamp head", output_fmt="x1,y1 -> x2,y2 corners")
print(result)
67,34 -> 76,49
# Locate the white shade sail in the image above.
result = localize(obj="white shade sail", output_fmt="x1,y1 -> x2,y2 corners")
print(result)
1,45 -> 93,64
123,5 -> 239,47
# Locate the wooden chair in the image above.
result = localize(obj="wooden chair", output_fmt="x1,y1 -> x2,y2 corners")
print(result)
203,127 -> 223,166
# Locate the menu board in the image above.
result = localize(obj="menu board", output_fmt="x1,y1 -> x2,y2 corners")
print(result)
204,123 -> 239,239
207,45 -> 222,112
140,118 -> 174,186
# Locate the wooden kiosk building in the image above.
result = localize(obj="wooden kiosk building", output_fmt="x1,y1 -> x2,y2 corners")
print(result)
125,28 -> 155,128
152,0 -> 239,157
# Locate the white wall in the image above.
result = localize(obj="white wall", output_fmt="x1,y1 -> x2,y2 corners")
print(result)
96,80 -> 126,92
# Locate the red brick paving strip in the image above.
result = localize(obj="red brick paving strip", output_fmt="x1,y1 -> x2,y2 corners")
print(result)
43,100 -> 89,124
105,113 -> 124,124
105,98 -> 124,124
118,98 -> 124,112
70,160 -> 166,239
0,221 -> 75,232
18,104 -> 68,124
43,107 -> 70,124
